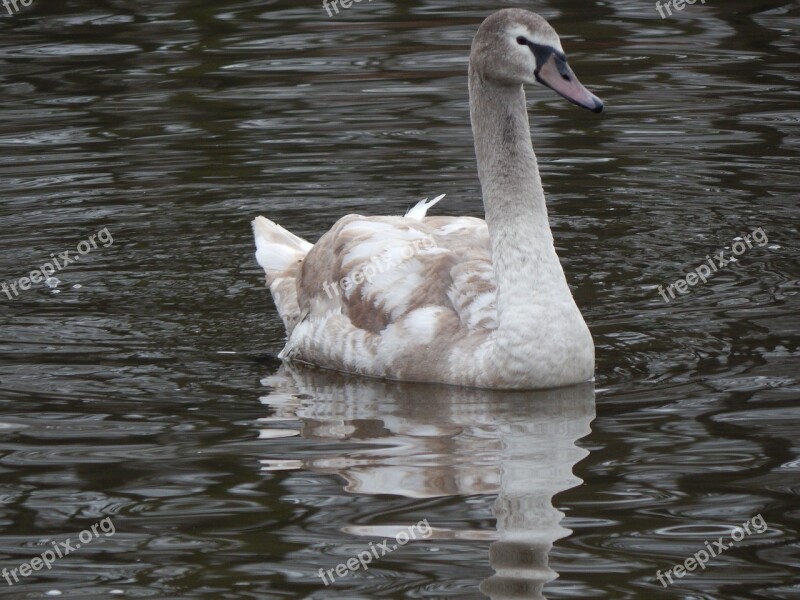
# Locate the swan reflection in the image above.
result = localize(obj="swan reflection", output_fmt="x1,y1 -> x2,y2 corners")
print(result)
259,364 -> 595,598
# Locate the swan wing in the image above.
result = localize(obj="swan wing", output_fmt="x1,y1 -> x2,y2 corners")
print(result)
281,211 -> 497,377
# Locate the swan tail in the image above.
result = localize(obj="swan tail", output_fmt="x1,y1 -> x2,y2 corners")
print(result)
252,216 -> 312,336
252,216 -> 312,282
404,194 -> 446,220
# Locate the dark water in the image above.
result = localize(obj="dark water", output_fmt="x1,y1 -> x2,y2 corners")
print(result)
0,0 -> 798,598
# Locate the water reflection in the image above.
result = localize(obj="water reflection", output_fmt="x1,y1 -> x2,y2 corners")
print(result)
258,364 -> 595,598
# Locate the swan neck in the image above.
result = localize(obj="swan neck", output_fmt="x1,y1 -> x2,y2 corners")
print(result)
469,68 -> 564,297
464,64 -> 594,387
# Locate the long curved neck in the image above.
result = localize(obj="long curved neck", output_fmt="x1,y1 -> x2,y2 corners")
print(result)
469,67 -> 573,347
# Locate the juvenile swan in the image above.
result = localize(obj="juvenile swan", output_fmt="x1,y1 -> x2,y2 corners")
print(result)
252,9 -> 603,389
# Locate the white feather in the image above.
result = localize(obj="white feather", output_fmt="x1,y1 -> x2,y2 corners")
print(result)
404,194 -> 446,220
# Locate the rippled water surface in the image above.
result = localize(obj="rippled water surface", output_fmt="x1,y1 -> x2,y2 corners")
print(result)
0,0 -> 798,598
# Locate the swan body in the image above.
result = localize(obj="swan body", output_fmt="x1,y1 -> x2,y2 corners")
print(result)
253,9 -> 603,389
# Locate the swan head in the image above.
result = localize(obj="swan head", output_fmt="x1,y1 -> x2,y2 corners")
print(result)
470,9 -> 603,113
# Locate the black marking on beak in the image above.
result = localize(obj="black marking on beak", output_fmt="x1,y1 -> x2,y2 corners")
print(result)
517,36 -> 603,113
516,37 -> 568,79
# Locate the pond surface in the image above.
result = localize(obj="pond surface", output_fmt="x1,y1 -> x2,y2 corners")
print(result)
0,0 -> 798,598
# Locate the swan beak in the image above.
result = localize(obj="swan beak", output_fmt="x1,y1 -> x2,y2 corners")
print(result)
535,52 -> 603,113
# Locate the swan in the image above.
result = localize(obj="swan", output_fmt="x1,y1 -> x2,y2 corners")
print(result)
252,9 -> 603,389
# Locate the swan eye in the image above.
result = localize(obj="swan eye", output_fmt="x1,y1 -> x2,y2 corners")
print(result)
516,36 -> 528,45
